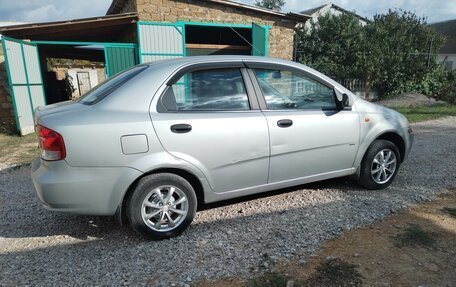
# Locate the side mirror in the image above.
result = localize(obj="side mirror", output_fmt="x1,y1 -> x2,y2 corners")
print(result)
342,93 -> 350,108
334,89 -> 351,109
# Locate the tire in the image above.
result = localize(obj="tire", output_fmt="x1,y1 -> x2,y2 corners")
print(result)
358,140 -> 400,190
127,173 -> 197,240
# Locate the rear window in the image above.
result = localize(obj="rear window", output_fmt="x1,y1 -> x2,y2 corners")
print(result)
78,65 -> 148,105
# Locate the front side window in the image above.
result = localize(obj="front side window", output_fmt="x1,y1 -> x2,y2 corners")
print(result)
254,69 -> 337,110
163,68 -> 250,111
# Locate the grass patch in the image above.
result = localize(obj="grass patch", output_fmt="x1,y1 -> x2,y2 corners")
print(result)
301,258 -> 362,287
0,132 -> 39,166
392,223 -> 437,248
393,104 -> 456,122
442,207 -> 456,218
248,272 -> 289,287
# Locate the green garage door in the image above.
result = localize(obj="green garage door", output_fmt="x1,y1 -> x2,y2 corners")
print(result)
2,37 -> 46,135
252,23 -> 268,56
105,46 -> 137,77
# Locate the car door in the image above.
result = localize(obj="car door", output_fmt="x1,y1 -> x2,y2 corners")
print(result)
247,64 -> 360,184
151,64 -> 270,193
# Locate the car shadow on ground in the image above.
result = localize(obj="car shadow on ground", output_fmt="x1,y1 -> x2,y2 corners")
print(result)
200,177 -> 352,210
0,174 -> 352,240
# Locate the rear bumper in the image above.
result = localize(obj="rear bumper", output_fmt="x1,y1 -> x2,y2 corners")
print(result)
31,158 -> 142,215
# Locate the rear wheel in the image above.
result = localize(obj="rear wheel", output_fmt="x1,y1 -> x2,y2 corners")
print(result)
127,173 -> 197,240
358,140 -> 400,190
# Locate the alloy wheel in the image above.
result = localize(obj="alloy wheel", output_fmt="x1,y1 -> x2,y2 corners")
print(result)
141,185 -> 188,232
370,149 -> 397,184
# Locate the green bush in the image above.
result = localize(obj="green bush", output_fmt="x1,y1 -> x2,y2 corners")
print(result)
387,69 -> 456,103
417,69 -> 450,96
435,77 -> 456,104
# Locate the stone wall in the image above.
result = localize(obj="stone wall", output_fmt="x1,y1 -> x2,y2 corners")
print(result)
0,54 -> 17,134
126,0 -> 297,60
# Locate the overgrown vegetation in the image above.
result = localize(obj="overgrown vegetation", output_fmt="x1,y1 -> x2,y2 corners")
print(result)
393,68 -> 456,104
296,9 -> 450,100
393,104 -> 456,122
392,223 -> 437,248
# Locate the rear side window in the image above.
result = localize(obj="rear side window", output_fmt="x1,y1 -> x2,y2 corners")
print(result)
78,65 -> 148,105
254,69 -> 336,110
162,68 -> 250,111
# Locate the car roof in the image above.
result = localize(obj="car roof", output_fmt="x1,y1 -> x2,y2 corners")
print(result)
143,55 -> 299,71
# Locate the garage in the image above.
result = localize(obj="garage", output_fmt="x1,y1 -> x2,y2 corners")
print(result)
0,0 -> 308,135
0,13 -> 139,135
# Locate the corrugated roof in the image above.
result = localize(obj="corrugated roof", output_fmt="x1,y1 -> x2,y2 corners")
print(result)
0,13 -> 138,42
107,0 -> 309,21
430,19 -> 456,54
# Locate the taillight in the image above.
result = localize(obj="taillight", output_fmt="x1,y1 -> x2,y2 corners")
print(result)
37,125 -> 66,161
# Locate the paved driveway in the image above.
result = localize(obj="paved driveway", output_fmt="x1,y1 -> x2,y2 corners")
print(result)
1,117 -> 455,286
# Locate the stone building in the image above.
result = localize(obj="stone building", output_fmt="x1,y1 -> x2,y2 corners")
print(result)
0,1 -> 308,135
107,0 -> 308,60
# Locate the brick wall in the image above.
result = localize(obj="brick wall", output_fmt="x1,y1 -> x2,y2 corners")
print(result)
120,0 -> 298,60
0,54 -> 17,134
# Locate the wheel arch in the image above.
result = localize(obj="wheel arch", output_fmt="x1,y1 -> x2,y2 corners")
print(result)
353,129 -> 406,179
375,131 -> 405,162
116,167 -> 205,225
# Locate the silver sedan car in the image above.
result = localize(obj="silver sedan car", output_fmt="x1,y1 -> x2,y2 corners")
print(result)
31,56 -> 413,239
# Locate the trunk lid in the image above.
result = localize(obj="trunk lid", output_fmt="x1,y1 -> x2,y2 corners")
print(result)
34,101 -> 88,125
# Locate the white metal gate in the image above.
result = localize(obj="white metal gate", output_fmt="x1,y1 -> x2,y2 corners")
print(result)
2,37 -> 46,135
137,22 -> 185,64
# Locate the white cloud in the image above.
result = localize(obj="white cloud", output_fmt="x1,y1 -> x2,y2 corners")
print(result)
0,0 -> 112,23
240,0 -> 456,23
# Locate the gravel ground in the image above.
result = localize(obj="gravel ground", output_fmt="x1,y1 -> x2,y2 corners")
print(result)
1,117 -> 455,287
378,92 -> 445,108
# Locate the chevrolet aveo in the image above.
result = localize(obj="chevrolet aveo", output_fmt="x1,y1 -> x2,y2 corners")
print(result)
32,56 -> 413,239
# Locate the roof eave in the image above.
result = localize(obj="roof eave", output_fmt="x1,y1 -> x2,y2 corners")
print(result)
202,0 -> 310,21
107,0 -> 310,21
299,3 -> 370,23
0,13 -> 138,33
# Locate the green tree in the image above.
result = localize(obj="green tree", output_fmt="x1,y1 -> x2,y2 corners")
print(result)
368,10 -> 444,96
295,9 -> 445,98
254,0 -> 285,11
296,13 -> 365,79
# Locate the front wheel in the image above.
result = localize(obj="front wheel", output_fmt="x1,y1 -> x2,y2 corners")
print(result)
358,140 -> 400,190
127,173 -> 197,240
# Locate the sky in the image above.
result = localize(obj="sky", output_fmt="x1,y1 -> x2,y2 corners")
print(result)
0,0 -> 454,24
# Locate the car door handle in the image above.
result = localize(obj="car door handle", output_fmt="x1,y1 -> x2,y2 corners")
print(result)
170,124 -> 192,133
277,119 -> 293,128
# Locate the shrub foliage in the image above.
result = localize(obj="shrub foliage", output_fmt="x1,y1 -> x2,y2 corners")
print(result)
296,9 -> 447,99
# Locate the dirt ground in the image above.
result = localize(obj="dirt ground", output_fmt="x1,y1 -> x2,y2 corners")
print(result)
0,133 -> 38,169
198,190 -> 456,287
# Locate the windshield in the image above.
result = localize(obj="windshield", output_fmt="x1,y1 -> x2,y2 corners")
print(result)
78,65 -> 148,105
